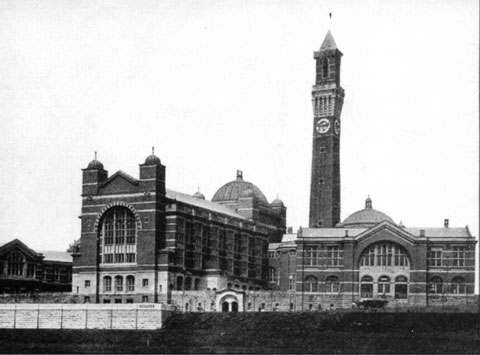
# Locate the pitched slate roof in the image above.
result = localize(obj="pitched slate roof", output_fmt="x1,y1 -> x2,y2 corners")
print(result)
405,228 -> 472,238
301,228 -> 367,238
166,189 -> 246,220
40,251 -> 73,263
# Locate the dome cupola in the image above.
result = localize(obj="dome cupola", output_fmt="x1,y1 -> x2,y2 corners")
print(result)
212,170 -> 268,203
86,152 -> 104,170
144,147 -> 161,165
337,197 -> 395,228
193,188 -> 205,200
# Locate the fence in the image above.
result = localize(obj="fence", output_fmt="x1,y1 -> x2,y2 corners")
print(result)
0,303 -> 173,330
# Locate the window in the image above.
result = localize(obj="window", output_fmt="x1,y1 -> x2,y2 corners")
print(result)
103,276 -> 112,292
429,276 -> 443,294
322,58 -> 329,78
126,275 -> 135,292
325,275 -> 339,293
115,298 -> 122,304
451,277 -> 466,294
84,296 -> 90,303
395,275 -> 408,299
268,251 -> 276,259
377,275 -> 391,295
360,243 -> 409,267
176,276 -> 183,291
115,275 -> 123,292
7,252 -> 25,276
269,268 -> 277,282
27,264 -> 35,278
85,280 -> 91,288
185,277 -> 192,291
428,248 -> 443,267
103,299 -> 110,304
326,246 -> 343,266
175,249 -> 184,266
305,247 -> 317,266
360,275 -> 373,298
142,296 -> 148,303
304,275 -> 318,292
288,274 -> 296,291
452,247 -> 466,267
99,207 -> 137,265
142,279 -> 149,287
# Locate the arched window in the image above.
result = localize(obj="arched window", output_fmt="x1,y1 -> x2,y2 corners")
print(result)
176,276 -> 183,291
304,275 -> 318,293
103,276 -> 112,292
115,275 -> 123,292
7,251 -> 25,276
99,207 -> 137,264
360,275 -> 373,298
429,276 -> 443,294
451,276 -> 465,294
322,58 -> 329,78
194,278 -> 201,291
378,275 -> 391,295
126,275 -> 135,292
360,243 -> 409,267
325,275 -> 339,293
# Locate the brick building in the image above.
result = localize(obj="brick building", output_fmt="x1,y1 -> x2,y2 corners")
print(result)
0,239 -> 72,294
72,155 -> 286,303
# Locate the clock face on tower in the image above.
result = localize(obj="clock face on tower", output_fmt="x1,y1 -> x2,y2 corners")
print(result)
316,119 -> 330,134
334,119 -> 340,135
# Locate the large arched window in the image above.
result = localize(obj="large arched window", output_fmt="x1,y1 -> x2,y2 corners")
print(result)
304,275 -> 318,293
99,207 -> 137,264
7,251 -> 25,276
451,276 -> 465,294
103,276 -> 112,292
360,243 -> 409,267
325,275 -> 339,293
429,276 -> 443,294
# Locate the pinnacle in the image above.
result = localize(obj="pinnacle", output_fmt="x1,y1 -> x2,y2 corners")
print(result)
319,30 -> 338,51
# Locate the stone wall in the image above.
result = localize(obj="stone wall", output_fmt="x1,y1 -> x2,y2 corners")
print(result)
0,292 -> 73,304
0,304 -> 172,330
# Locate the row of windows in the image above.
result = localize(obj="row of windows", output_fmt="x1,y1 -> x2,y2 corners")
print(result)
176,219 -> 267,257
304,246 -> 344,266
2,252 -> 71,281
428,247 -> 469,267
428,276 -> 467,294
360,244 -> 409,267
268,250 -> 296,259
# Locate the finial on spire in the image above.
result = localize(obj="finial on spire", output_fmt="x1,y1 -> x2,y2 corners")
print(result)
152,146 -> 155,155
94,151 -> 97,160
365,196 -> 372,209
329,12 -> 332,20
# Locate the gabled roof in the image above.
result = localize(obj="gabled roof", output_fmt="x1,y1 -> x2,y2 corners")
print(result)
166,189 -> 246,220
0,239 -> 43,259
354,221 -> 416,244
99,170 -> 139,187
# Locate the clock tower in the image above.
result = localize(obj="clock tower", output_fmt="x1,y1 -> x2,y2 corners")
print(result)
309,30 -> 345,228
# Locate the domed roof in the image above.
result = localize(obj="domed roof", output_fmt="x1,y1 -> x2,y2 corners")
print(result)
193,189 -> 205,200
144,147 -> 161,165
337,197 -> 395,228
271,198 -> 284,207
144,154 -> 161,165
212,170 -> 268,203
87,159 -> 104,170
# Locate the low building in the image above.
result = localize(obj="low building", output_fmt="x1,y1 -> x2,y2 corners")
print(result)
0,239 -> 72,294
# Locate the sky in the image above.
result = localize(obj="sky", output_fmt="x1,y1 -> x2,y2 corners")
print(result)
0,0 -> 478,285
